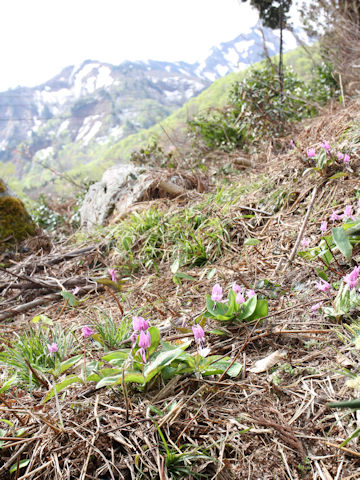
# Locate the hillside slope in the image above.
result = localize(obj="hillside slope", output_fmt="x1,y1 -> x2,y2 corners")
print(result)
1,97 -> 360,478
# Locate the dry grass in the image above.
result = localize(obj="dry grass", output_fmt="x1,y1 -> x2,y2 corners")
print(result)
1,99 -> 360,479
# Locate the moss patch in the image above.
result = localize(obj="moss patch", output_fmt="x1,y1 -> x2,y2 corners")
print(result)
0,179 -> 7,194
0,196 -> 36,244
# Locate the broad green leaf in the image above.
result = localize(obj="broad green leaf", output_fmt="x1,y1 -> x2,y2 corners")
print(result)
328,171 -> 348,180
227,363 -> 242,377
246,299 -> 268,322
102,350 -> 129,365
96,370 -> 145,388
237,295 -> 257,320
32,314 -> 53,325
332,226 -> 353,260
144,345 -> 190,384
59,355 -> 82,374
43,376 -> 82,403
59,291 -> 79,307
244,238 -> 260,246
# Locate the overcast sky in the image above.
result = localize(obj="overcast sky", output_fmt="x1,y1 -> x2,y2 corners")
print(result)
0,0 -> 260,91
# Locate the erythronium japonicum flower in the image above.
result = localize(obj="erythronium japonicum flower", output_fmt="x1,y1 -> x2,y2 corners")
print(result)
343,205 -> 355,220
137,330 -> 151,362
72,286 -> 80,295
289,139 -> 296,149
320,221 -> 327,234
192,324 -> 205,344
192,325 -> 210,358
307,148 -> 316,158
311,302 -> 323,312
81,326 -> 94,380
321,141 -> 330,152
344,154 -> 350,164
211,284 -> 223,302
108,268 -> 117,282
48,343 -> 58,354
301,238 -> 310,248
246,289 -> 256,298
236,292 -> 245,304
330,210 -> 342,222
82,326 -> 95,338
337,152 -> 344,160
132,316 -> 149,332
232,282 -> 242,294
343,266 -> 360,290
315,279 -> 331,292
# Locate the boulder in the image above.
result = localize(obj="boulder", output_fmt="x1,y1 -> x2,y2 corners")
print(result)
0,179 -> 36,245
80,164 -> 205,229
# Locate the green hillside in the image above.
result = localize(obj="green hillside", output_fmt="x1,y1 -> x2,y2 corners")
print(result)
3,43 -> 320,195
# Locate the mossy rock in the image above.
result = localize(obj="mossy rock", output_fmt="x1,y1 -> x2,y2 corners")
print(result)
0,180 -> 36,245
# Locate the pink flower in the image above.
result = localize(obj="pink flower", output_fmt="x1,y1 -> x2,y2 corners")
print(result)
307,148 -> 316,158
72,286 -> 80,295
137,348 -> 147,363
337,152 -> 344,160
330,210 -> 342,222
315,279 -> 331,292
82,326 -> 95,338
138,330 -> 151,349
320,221 -> 327,233
311,302 -> 323,312
236,292 -> 245,304
320,141 -> 330,152
301,238 -> 310,248
343,266 -> 360,290
132,316 -> 149,332
343,205 -> 355,220
246,289 -> 256,298
232,282 -> 242,294
192,325 -> 205,344
108,268 -> 117,282
211,284 -> 223,302
343,154 -> 350,164
47,343 -> 58,354
358,198 -> 360,209
289,139 -> 296,149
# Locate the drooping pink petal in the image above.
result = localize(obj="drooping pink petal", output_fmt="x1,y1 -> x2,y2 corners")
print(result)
311,302 -> 323,312
138,330 -> 151,349
330,210 -> 342,222
315,279 -> 331,292
132,316 -> 149,332
320,141 -> 330,152
232,282 -> 242,294
211,284 -> 223,302
108,268 -> 117,283
47,343 -> 58,353
320,221 -> 327,233
246,289 -> 256,298
301,238 -> 310,248
307,148 -> 316,158
343,154 -> 350,164
82,326 -> 95,338
236,293 -> 245,304
192,325 -> 205,344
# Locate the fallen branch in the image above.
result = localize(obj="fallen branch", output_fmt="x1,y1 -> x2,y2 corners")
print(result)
283,184 -> 318,270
